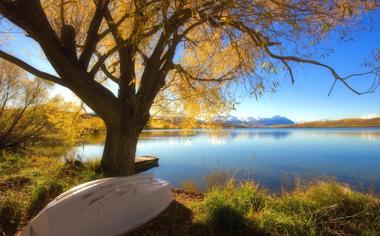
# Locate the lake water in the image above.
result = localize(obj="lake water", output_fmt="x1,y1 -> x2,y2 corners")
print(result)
71,128 -> 380,193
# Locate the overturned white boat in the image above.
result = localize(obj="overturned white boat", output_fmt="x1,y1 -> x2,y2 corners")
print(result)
20,173 -> 172,236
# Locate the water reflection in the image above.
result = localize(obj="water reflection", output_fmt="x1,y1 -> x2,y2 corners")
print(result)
69,128 -> 380,193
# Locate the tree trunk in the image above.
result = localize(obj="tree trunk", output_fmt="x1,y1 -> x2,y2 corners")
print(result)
100,121 -> 142,177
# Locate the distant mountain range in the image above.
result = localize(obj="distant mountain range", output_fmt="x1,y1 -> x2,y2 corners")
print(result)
85,113 -> 380,128
216,115 -> 295,127
84,113 -> 295,127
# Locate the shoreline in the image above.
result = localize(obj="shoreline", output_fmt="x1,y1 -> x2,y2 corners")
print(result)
2,154 -> 380,236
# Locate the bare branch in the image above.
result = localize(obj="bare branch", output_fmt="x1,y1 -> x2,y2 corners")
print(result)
0,50 -> 66,86
89,45 -> 119,78
79,0 -> 110,69
227,20 -> 379,95
98,12 -> 130,40
103,6 -> 124,45
280,59 -> 295,84
263,45 -> 378,95
101,64 -> 119,84
135,47 -> 148,64
173,64 -> 235,83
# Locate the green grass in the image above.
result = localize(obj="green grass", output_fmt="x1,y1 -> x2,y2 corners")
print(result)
1,153 -> 380,236
0,153 -> 102,235
193,181 -> 380,235
26,179 -> 64,218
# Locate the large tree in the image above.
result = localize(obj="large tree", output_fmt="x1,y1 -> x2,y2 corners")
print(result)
0,0 -> 379,176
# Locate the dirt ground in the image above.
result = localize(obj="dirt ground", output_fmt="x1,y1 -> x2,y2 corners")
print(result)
125,189 -> 210,236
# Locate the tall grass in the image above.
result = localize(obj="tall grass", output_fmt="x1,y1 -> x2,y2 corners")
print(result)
195,180 -> 380,235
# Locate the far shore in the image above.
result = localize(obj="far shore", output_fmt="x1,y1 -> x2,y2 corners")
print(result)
145,117 -> 380,129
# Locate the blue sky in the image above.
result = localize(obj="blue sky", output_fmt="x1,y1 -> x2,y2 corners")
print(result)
1,11 -> 379,122
230,11 -> 380,121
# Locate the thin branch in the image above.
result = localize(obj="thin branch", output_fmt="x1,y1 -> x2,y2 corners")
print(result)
280,59 -> 295,84
89,45 -> 119,78
97,0 -> 160,40
98,12 -> 130,39
227,20 -> 379,95
173,64 -> 235,82
136,47 -> 148,64
264,45 -> 378,95
103,7 -> 124,45
101,64 -> 119,84
328,79 -> 338,96
340,67 -> 380,80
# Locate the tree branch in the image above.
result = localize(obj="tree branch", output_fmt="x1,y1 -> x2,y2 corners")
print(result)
0,50 -> 66,86
78,0 -> 110,69
89,45 -> 120,78
98,12 -> 130,40
103,7 -> 124,45
173,64 -> 235,82
227,20 -> 379,95
263,45 -> 379,95
101,64 -> 119,84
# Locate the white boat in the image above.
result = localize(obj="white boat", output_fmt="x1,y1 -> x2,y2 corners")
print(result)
19,173 -> 172,236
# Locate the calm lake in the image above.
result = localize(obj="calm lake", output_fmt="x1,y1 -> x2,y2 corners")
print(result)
71,128 -> 380,193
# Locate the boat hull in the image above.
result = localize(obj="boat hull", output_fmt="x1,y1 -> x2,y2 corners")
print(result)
20,173 -> 172,236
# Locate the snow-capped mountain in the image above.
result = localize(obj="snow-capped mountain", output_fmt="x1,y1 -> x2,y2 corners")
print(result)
244,116 -> 258,123
226,116 -> 241,124
256,115 -> 294,126
218,115 -> 294,127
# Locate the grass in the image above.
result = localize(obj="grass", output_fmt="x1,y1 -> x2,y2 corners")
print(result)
0,153 -> 102,235
130,180 -> 380,236
191,181 -> 380,236
1,153 -> 380,236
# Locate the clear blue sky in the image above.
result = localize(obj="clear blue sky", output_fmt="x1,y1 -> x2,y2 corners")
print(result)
1,11 -> 379,122
230,11 -> 380,121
